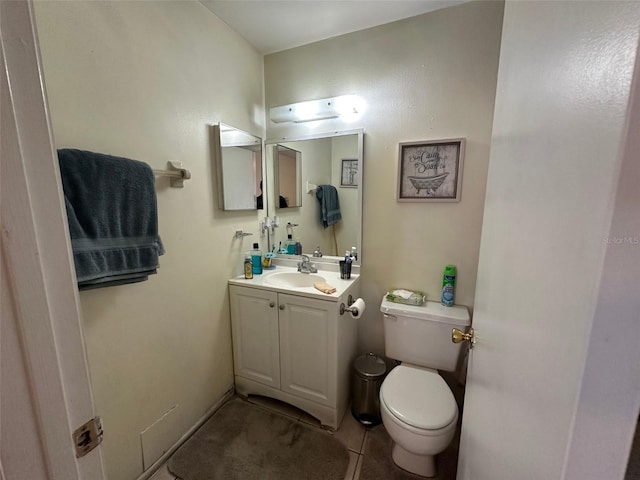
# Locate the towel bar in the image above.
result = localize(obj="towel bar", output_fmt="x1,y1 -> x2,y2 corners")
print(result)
153,161 -> 191,188
306,181 -> 318,193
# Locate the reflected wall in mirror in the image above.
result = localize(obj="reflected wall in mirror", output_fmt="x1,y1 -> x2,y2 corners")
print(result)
213,123 -> 263,211
275,145 -> 301,208
265,129 -> 363,263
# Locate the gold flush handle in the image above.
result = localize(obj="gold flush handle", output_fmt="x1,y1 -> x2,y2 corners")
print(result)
452,328 -> 475,348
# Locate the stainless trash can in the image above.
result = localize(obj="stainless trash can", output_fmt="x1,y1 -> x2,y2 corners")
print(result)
351,353 -> 387,426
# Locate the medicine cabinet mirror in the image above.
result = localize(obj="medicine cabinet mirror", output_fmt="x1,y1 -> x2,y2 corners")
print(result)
274,145 -> 302,208
264,129 -> 363,264
213,122 -> 263,211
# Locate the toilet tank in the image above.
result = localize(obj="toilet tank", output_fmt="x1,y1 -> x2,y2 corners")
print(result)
380,297 -> 471,372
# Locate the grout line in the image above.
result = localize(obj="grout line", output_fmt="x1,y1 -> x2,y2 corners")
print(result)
355,426 -> 366,454
353,453 -> 362,480
360,429 -> 370,455
344,451 -> 359,480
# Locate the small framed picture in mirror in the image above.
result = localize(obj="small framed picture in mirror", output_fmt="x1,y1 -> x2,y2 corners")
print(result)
341,159 -> 358,187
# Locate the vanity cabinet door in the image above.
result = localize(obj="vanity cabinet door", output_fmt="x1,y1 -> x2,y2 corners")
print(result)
229,286 -> 280,389
278,293 -> 337,407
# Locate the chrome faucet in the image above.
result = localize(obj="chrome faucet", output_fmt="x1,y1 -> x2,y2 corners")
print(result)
297,254 -> 318,274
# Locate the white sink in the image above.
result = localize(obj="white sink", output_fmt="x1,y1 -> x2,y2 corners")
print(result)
263,272 -> 326,288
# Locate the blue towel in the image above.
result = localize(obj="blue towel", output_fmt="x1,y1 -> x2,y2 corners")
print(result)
58,149 -> 164,290
316,184 -> 342,228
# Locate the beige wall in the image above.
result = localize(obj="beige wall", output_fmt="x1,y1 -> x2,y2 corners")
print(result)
265,1 -> 504,352
34,2 -> 264,479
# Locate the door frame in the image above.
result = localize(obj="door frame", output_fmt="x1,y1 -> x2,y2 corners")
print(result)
1,1 -> 106,478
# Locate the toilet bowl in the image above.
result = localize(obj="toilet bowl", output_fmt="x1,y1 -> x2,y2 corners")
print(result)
379,364 -> 458,477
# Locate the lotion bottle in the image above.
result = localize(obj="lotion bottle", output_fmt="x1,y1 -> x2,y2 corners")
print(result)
244,255 -> 253,279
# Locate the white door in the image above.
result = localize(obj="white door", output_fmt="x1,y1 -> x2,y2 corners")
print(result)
1,1 -> 106,479
457,3 -> 640,480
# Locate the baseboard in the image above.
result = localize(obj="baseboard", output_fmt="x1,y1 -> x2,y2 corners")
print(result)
135,385 -> 235,480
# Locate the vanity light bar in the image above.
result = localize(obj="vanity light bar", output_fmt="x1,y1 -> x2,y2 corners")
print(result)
269,95 -> 359,123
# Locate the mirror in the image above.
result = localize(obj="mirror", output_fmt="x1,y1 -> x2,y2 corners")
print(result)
213,123 -> 263,211
265,129 -> 363,264
275,145 -> 301,208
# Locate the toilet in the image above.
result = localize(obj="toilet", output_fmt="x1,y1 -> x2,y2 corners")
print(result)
379,297 -> 470,477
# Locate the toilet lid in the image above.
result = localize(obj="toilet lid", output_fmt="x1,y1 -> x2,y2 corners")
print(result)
381,365 -> 457,430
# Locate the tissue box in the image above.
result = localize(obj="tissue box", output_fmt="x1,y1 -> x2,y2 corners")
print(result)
385,289 -> 426,306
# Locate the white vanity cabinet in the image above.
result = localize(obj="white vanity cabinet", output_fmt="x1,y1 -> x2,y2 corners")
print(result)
229,284 -> 358,429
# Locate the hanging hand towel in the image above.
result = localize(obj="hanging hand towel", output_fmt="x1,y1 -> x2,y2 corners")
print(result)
58,149 -> 165,290
316,184 -> 342,228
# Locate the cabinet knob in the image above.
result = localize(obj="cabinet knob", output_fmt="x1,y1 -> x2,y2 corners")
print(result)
269,301 -> 275,308
279,304 -> 285,310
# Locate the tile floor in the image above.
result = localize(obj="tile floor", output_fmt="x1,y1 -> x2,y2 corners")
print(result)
150,394 -> 460,480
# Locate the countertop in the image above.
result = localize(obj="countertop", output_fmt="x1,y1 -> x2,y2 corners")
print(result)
228,265 -> 360,302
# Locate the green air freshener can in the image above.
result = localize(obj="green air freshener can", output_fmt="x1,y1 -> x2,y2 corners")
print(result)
441,265 -> 457,306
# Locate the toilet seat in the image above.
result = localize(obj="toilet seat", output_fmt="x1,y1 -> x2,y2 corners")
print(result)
380,365 -> 457,432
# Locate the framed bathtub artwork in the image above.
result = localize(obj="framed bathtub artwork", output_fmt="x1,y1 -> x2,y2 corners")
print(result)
340,159 -> 358,187
397,138 -> 466,202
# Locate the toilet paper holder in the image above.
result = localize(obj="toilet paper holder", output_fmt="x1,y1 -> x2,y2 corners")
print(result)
340,295 -> 358,316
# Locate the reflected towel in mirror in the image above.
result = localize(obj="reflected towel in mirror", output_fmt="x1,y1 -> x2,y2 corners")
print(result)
316,184 -> 342,228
